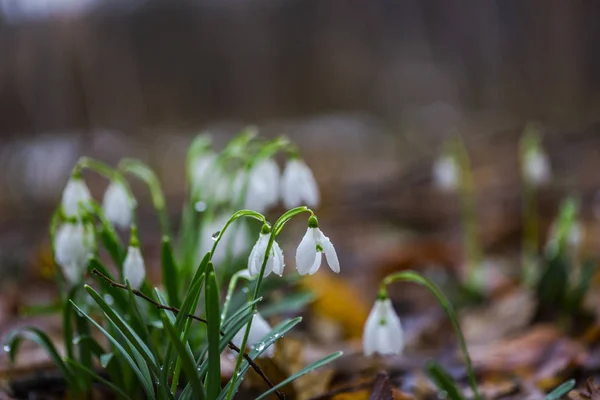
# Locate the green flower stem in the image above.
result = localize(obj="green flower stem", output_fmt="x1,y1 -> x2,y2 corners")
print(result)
521,181 -> 538,286
452,138 -> 482,291
221,270 -> 256,324
76,157 -> 117,180
382,271 -> 481,400
225,207 -> 314,400
119,158 -> 170,237
170,318 -> 192,394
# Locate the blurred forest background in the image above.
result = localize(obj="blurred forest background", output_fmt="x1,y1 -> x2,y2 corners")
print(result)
2,0 -> 600,279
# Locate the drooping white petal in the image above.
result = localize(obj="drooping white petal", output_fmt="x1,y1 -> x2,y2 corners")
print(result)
281,159 -> 320,208
295,228 -> 318,275
362,299 -> 404,356
102,180 -> 134,230
307,251 -> 322,275
248,233 -> 273,276
232,313 -> 275,358
61,177 -> 92,216
320,234 -> 340,273
252,158 -> 280,207
122,246 -> 146,289
271,242 -> 285,276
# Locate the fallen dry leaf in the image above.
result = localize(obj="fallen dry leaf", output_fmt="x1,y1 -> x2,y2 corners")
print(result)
469,324 -> 587,387
302,272 -> 370,339
461,287 -> 537,345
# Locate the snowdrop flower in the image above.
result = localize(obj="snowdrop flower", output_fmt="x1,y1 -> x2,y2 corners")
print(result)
295,215 -> 339,275
281,158 -> 319,208
234,158 -> 280,212
248,224 -> 285,277
363,295 -> 404,356
523,148 -> 551,186
61,174 -> 92,217
102,179 -> 135,230
54,220 -> 95,284
122,234 -> 145,289
433,154 -> 459,191
232,313 -> 275,358
190,151 -> 218,201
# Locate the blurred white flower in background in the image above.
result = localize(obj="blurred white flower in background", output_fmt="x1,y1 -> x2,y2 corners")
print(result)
433,154 -> 459,192
281,159 -> 319,208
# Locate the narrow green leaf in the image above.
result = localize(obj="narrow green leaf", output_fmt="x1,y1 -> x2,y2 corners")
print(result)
84,285 -> 158,374
161,313 -> 206,400
63,286 -> 80,361
5,327 -> 76,388
75,312 -> 93,389
100,353 -> 114,368
125,282 -> 160,363
255,351 -> 343,400
161,252 -> 210,380
221,298 -> 262,331
66,359 -> 132,399
161,237 -> 181,307
70,301 -> 155,398
218,317 -> 303,400
205,263 -> 221,398
544,379 -> 576,400
87,258 -> 128,311
425,360 -> 466,400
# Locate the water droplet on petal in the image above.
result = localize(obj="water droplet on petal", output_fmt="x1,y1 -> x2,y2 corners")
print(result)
212,231 -> 220,240
3,345 -> 11,353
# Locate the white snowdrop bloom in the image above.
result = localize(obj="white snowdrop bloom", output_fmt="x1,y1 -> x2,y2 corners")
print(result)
523,149 -> 551,186
190,151 -> 218,201
197,214 -> 251,267
102,180 -> 135,230
248,228 -> 285,277
433,155 -> 459,191
232,313 -> 275,358
54,221 -> 95,284
122,246 -> 146,289
363,298 -> 404,356
295,216 -> 339,275
281,159 -> 320,208
61,175 -> 92,217
233,158 -> 280,212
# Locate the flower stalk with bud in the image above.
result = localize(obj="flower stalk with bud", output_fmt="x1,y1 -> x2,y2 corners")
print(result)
520,124 -> 551,286
435,138 -> 482,292
365,270 -> 481,400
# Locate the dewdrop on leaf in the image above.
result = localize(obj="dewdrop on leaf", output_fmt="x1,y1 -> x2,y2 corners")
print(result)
102,180 -> 135,230
433,154 -> 459,191
232,313 -> 275,358
363,294 -> 404,356
281,158 -> 320,208
295,215 -> 339,275
61,174 -> 92,217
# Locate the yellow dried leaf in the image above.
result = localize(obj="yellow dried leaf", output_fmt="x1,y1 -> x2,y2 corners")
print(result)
301,272 -> 370,338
